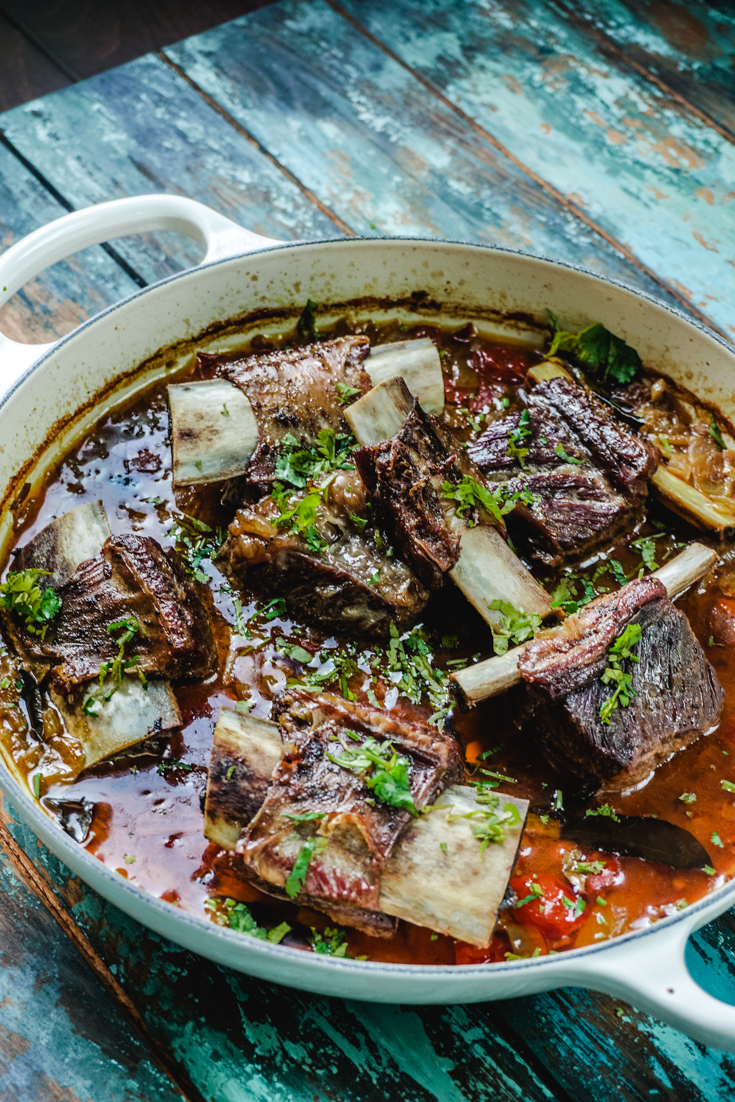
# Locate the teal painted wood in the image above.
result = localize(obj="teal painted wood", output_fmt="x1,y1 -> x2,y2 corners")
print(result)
565,1 -> 735,139
1,804 -> 565,1102
338,0 -> 735,339
165,0 -> 682,309
0,52 -> 339,287
0,840 -> 183,1100
6,798 -> 735,1102
0,142 -> 141,343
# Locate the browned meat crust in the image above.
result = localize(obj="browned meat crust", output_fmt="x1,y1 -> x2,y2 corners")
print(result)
217,474 -> 429,635
519,577 -> 724,782
469,378 -> 659,565
236,691 -> 462,928
209,337 -> 371,486
356,400 -> 503,589
8,535 -> 216,693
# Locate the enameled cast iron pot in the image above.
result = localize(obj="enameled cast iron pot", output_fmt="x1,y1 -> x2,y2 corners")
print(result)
1,194 -> 735,1048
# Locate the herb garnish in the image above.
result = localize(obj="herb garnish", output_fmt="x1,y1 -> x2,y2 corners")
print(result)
0,569 -> 62,638
585,803 -> 620,823
310,927 -> 349,956
630,535 -> 659,571
336,381 -> 362,405
554,442 -> 584,466
506,408 -> 532,467
262,597 -> 287,621
285,835 -> 328,898
679,792 -> 697,804
271,486 -> 328,553
442,793 -> 522,856
211,898 -> 291,943
168,514 -> 223,583
709,414 -> 726,451
441,475 -> 537,527
599,623 -> 641,725
327,736 -> 418,816
82,618 -> 148,715
711,831 -> 725,849
297,298 -> 319,342
550,574 -> 595,615
488,601 -> 542,656
547,314 -> 641,385
275,428 -> 355,490
721,780 -> 735,794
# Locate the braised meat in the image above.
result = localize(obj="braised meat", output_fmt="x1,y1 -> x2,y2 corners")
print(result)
469,377 -> 658,565
8,535 -> 216,693
207,337 -> 371,487
236,691 -> 462,930
217,471 -> 429,634
356,399 -> 503,590
519,576 -> 724,783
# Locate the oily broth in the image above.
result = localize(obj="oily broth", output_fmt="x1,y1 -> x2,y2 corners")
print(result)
2,317 -> 735,965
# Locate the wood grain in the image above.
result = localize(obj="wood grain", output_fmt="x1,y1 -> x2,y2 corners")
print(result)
0,14 -> 69,113
0,52 -> 340,286
0,0 -> 277,82
561,0 -> 735,142
0,140 -> 141,343
337,0 -> 735,340
0,825 -> 186,1100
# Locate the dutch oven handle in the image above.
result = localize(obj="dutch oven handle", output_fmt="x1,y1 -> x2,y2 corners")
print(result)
568,907 -> 735,1051
0,193 -> 281,389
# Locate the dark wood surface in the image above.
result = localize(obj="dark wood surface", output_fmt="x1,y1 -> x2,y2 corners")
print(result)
1,1 -> 735,1099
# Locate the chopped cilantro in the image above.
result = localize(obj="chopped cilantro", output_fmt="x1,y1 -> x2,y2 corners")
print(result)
599,623 -> 641,725
349,514 -> 368,529
157,760 -> 193,774
515,881 -> 544,908
368,569 -> 381,586
561,895 -> 586,918
554,442 -> 584,465
553,789 -> 563,811
271,486 -> 328,553
274,427 -> 354,490
297,298 -> 319,342
547,318 -> 641,384
440,841 -> 448,855
679,792 -> 697,804
709,415 -> 725,451
631,536 -> 659,571
310,927 -> 349,956
506,408 -> 532,467
234,699 -> 254,714
221,898 -> 291,943
488,600 -> 542,656
722,779 -> 735,793
336,381 -> 362,405
276,639 -> 314,664
457,407 -> 487,434
0,569 -> 62,638
574,859 -> 606,875
444,794 -> 522,856
658,435 -> 673,458
82,618 -> 148,715
221,403 -> 229,417
124,854 -> 136,864
285,835 -> 328,898
168,514 -> 223,583
328,736 -> 418,815
703,865 -> 716,876
261,597 -> 287,621
586,803 -> 620,823
32,773 -> 41,799
233,598 -> 249,636
285,811 -> 327,822
711,831 -> 724,849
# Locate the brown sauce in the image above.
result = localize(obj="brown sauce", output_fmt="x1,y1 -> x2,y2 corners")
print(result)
3,316 -> 735,965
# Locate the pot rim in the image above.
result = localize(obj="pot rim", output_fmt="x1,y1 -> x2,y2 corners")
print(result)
2,231 -> 733,979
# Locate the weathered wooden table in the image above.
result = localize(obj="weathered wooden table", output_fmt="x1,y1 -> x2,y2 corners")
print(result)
1,2 -> 735,1098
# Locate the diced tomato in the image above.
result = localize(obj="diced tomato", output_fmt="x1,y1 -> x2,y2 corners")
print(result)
583,854 -> 622,898
510,874 -> 587,939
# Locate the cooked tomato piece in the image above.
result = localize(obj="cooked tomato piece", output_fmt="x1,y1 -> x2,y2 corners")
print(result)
510,874 -> 587,939
583,854 -> 622,898
455,933 -> 509,965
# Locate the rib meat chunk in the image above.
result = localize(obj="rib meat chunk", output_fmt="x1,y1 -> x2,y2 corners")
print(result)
519,577 -> 723,784
236,691 -> 462,931
470,377 -> 658,565
205,337 -> 371,487
217,471 -> 429,635
9,535 -> 216,693
355,399 -> 503,589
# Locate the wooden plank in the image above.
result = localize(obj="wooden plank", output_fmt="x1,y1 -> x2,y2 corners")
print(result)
0,0 -> 278,82
0,799 -> 569,1102
164,0 -> 683,307
0,141 -> 141,343
0,836 -> 185,1100
6,796 -> 735,1100
336,0 -> 735,339
563,1 -> 735,142
0,51 -> 341,285
0,13 -> 70,112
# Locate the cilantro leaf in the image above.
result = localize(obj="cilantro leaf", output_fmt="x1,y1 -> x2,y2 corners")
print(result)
297,298 -> 319,342
548,320 -> 641,384
336,381 -> 362,405
554,442 -> 584,466
488,600 -> 542,656
710,414 -> 725,451
599,622 -> 642,725
285,835 -> 328,898
0,569 -> 62,638
327,736 -> 418,816
441,475 -> 536,526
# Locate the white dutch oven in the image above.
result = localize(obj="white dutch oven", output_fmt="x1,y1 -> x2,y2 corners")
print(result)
1,194 -> 735,1048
